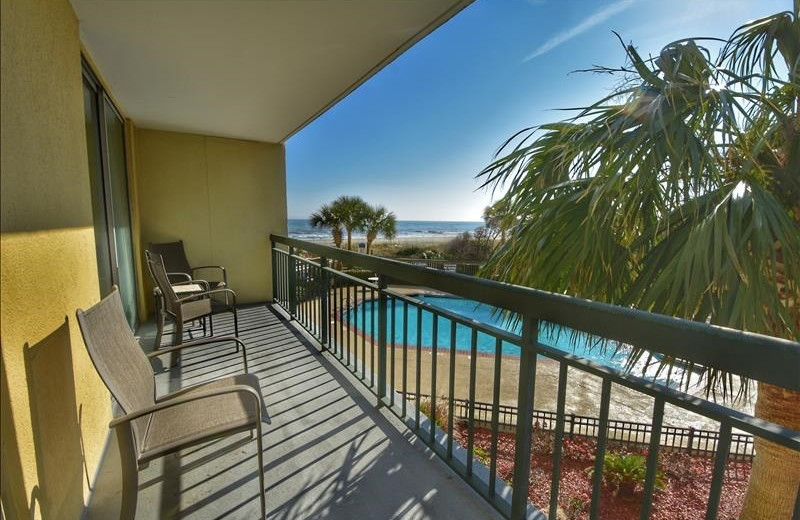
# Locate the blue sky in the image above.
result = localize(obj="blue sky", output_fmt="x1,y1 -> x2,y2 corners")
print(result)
286,0 -> 787,221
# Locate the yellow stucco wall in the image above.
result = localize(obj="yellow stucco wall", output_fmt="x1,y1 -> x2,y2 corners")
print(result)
1,0 -> 111,518
134,128 -> 287,311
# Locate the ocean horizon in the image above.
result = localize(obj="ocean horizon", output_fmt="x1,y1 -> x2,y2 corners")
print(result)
288,218 -> 483,241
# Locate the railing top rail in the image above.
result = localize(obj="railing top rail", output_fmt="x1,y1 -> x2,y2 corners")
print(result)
392,257 -> 484,265
271,235 -> 800,391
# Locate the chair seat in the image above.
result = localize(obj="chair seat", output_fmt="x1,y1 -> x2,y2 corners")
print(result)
140,373 -> 265,462
179,298 -> 213,321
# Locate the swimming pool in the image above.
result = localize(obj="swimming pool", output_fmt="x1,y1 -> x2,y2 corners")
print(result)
345,294 -> 630,370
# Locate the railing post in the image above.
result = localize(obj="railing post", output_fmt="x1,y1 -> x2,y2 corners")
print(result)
288,246 -> 297,318
320,256 -> 329,349
511,316 -> 539,520
377,276 -> 388,406
270,238 -> 277,303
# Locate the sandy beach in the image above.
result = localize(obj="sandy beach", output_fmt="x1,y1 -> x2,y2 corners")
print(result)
298,234 -> 457,252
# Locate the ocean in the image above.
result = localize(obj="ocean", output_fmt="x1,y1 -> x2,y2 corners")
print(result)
288,219 -> 483,241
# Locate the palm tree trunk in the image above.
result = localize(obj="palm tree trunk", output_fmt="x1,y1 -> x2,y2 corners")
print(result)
739,382 -> 800,519
366,232 -> 376,255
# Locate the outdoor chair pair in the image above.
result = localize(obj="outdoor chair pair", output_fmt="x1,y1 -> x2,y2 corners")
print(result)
77,288 -> 268,520
145,245 -> 238,348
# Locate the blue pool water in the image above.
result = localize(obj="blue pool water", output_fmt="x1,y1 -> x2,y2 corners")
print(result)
345,295 -> 630,369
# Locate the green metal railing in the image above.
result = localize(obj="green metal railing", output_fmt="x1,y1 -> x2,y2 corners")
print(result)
270,235 -> 800,520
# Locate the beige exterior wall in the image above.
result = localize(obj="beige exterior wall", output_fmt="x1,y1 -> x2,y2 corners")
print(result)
134,128 -> 286,311
0,0 -> 110,518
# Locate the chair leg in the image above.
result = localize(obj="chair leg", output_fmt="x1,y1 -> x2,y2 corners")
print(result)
116,426 -> 139,520
154,294 -> 165,349
174,320 -> 184,347
209,314 -> 214,336
154,311 -> 164,350
233,307 -> 239,337
256,423 -> 266,520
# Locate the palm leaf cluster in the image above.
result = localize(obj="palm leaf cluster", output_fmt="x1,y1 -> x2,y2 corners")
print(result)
479,10 -> 799,343
310,195 -> 396,253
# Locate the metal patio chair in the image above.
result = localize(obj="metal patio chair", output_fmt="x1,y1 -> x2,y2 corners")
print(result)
148,240 -> 227,290
144,250 -> 211,347
76,288 -> 267,520
146,250 -> 239,347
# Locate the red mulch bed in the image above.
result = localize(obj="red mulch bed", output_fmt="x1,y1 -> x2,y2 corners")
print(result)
453,424 -> 751,520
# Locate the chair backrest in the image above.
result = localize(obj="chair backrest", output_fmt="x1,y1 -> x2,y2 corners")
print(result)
145,251 -> 180,315
76,288 -> 155,455
148,240 -> 192,275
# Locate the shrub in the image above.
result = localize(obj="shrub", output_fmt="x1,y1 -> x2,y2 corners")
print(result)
601,453 -> 666,497
393,245 -> 425,257
562,437 -> 597,462
417,396 -> 450,432
563,493 -> 590,520
473,445 -> 491,464
391,246 -> 445,259
444,229 -> 494,262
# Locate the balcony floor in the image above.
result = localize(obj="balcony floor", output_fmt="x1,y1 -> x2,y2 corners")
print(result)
86,303 -> 503,519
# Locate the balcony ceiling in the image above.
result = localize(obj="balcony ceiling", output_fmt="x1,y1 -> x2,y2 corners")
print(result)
71,0 -> 471,143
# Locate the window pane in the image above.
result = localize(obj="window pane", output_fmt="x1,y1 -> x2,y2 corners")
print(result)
83,81 -> 113,296
104,100 -> 138,328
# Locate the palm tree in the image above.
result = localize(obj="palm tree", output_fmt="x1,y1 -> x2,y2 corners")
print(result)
309,204 -> 343,248
330,195 -> 370,251
478,8 -> 799,519
364,205 -> 397,254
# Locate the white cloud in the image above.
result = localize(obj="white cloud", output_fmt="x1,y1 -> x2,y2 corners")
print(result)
524,0 -> 636,61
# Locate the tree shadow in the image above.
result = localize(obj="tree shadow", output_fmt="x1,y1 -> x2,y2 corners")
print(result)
23,318 -> 85,518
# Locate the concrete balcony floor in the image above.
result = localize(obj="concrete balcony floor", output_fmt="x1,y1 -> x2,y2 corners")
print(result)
86,303 -> 503,519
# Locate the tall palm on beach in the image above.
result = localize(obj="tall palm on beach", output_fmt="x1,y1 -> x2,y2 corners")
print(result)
364,205 -> 397,254
479,8 -> 799,519
309,204 -> 344,248
332,195 -> 370,250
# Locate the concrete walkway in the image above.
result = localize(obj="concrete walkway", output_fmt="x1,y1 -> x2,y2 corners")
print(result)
86,304 -> 503,520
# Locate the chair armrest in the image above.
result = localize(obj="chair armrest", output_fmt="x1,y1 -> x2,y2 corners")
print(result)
147,336 -> 248,372
167,272 -> 192,283
109,384 -> 262,428
172,279 -> 211,291
176,288 -> 237,305
191,265 -> 227,285
202,288 -> 237,300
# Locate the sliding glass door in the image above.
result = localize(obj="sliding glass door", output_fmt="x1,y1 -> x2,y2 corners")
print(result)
82,63 -> 138,327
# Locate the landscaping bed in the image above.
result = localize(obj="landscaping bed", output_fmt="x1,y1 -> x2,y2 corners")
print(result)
453,424 -> 752,520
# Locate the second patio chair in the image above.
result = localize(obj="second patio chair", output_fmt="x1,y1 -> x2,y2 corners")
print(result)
76,288 -> 267,520
148,240 -> 227,290
146,250 -> 238,347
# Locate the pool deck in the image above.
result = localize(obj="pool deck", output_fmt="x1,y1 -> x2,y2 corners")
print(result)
85,303 -> 506,520
340,286 -> 755,432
